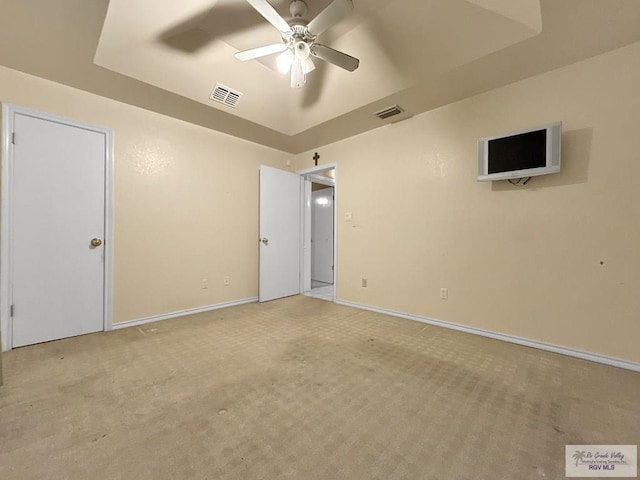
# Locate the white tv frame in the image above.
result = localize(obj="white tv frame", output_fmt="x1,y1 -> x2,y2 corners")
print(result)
477,121 -> 562,182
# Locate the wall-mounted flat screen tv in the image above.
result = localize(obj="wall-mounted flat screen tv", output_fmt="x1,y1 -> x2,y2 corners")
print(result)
477,122 -> 561,182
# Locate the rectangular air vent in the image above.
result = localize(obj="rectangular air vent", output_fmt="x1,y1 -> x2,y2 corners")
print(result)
210,83 -> 243,109
374,104 -> 404,120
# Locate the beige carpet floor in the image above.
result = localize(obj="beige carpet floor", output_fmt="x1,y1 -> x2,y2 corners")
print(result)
1,296 -> 638,479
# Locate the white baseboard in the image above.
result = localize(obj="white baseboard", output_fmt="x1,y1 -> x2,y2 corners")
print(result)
335,300 -> 640,373
112,297 -> 258,331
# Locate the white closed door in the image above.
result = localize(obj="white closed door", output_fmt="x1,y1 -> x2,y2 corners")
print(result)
11,112 -> 106,347
259,165 -> 301,302
311,187 -> 334,284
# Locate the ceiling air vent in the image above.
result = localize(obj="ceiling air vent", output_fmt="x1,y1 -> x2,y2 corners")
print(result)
210,83 -> 243,109
374,105 -> 404,120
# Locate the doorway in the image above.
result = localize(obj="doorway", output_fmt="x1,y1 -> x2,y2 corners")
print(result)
1,104 -> 113,351
299,164 -> 336,302
257,163 -> 336,304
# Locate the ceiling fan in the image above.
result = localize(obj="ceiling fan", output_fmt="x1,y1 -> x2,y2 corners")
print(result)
235,0 -> 360,88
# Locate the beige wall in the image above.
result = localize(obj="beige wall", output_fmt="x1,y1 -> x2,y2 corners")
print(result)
0,65 -> 291,324
296,41 -> 640,364
1,40 -> 639,365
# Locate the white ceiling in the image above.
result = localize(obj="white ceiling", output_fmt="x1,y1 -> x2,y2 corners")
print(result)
1,0 -> 640,152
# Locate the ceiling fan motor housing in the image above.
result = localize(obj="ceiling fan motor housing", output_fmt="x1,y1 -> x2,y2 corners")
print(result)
289,0 -> 308,18
282,24 -> 315,50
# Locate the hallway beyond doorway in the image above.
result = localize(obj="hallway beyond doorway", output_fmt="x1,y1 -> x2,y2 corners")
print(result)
305,281 -> 333,301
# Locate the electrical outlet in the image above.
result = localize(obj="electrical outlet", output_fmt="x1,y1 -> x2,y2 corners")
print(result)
362,278 -> 368,288
440,287 -> 448,300
201,279 -> 209,289
223,276 -> 230,286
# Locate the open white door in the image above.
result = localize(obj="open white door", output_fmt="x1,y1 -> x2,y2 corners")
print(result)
259,165 -> 301,302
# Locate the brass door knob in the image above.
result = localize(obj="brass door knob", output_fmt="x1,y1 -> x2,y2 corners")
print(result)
90,238 -> 102,247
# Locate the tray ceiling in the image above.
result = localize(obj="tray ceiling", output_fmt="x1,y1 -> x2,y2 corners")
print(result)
1,0 -> 640,152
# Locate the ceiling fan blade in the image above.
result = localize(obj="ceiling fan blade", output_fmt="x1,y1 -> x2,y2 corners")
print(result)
246,0 -> 292,34
235,43 -> 287,61
311,44 -> 359,72
291,58 -> 306,88
307,0 -> 354,36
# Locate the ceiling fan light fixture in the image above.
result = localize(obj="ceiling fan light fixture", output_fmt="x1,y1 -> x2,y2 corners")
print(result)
294,40 -> 310,60
303,57 -> 315,74
291,58 -> 306,88
276,49 -> 294,74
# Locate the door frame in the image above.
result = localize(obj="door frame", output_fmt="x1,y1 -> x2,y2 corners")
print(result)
297,162 -> 337,301
0,104 -> 114,351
